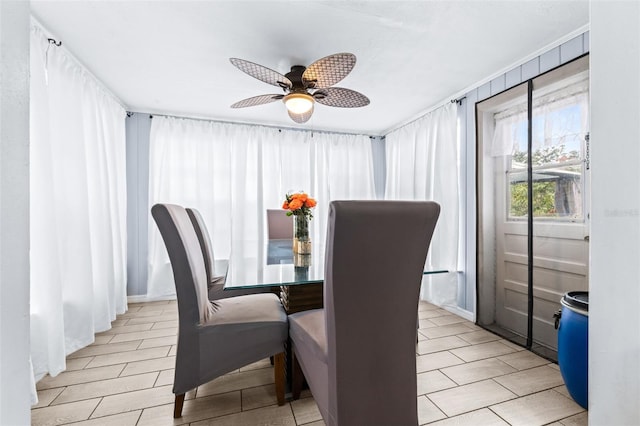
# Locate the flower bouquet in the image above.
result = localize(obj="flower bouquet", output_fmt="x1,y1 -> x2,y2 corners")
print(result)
282,192 -> 317,254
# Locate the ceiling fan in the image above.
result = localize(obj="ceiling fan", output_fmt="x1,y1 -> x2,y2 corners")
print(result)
229,53 -> 370,124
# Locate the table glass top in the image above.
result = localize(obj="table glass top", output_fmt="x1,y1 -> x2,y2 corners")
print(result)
224,239 -> 324,289
223,239 -> 448,290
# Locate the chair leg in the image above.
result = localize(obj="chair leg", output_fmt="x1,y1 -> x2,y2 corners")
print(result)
174,393 -> 185,418
291,350 -> 304,400
274,352 -> 286,405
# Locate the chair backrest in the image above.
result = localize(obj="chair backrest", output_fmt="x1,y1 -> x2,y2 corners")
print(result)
186,207 -> 216,284
267,209 -> 293,239
324,200 -> 440,426
151,203 -> 215,325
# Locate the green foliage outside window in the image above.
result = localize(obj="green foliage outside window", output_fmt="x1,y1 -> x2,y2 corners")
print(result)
509,144 -> 580,218
510,181 -> 557,217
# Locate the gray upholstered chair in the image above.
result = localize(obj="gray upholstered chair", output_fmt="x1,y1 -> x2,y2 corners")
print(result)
186,207 -> 272,300
151,203 -> 288,418
289,200 -> 440,426
185,208 -> 224,289
267,208 -> 293,239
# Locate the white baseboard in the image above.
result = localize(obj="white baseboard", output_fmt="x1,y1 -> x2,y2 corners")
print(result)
127,294 -> 176,304
441,305 -> 475,322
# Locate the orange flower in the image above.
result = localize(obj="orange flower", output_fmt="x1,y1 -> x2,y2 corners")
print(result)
282,192 -> 316,216
290,193 -> 308,202
288,199 -> 303,210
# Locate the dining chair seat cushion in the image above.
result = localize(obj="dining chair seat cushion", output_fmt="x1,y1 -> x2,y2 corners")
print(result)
175,292 -> 288,393
289,309 -> 329,420
205,293 -> 286,328
289,309 -> 327,363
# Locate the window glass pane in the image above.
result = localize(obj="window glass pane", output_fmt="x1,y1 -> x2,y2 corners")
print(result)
503,73 -> 588,222
508,163 -> 582,219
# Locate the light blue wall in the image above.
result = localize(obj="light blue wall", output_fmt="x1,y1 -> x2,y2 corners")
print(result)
370,135 -> 386,199
125,113 -> 151,296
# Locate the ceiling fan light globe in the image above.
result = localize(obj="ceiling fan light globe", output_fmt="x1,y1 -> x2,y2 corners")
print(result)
284,93 -> 314,114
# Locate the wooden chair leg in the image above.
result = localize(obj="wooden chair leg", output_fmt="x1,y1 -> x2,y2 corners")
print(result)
174,393 -> 185,418
274,352 -> 286,405
291,350 -> 304,400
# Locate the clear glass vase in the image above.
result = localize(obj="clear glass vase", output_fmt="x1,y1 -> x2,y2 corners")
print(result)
293,214 -> 311,254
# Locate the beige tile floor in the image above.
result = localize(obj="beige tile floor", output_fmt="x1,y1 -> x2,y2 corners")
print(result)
31,300 -> 587,426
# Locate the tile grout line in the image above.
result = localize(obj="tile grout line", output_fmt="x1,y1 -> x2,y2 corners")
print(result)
422,393 -> 447,425
85,395 -> 104,423
486,405 -> 513,426
486,387 -> 587,425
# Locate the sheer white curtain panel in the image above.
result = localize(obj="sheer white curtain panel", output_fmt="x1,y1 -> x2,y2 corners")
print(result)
385,102 -> 461,307
147,116 -> 375,298
29,24 -> 128,392
491,74 -> 589,157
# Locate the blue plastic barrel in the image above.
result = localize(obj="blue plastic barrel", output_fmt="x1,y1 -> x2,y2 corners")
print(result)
556,291 -> 588,409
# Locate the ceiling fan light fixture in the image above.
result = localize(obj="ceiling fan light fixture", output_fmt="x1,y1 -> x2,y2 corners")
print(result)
283,93 -> 314,114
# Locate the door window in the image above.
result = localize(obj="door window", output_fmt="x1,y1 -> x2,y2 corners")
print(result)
493,73 -> 589,221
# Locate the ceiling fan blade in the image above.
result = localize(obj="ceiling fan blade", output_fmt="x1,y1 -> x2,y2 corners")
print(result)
230,58 -> 292,89
315,87 -> 370,108
230,94 -> 284,108
303,53 -> 356,88
287,105 -> 314,123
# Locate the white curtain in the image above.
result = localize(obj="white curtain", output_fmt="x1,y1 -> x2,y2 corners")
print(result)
147,116 -> 376,298
492,72 -> 589,158
385,103 -> 462,308
29,23 -> 128,389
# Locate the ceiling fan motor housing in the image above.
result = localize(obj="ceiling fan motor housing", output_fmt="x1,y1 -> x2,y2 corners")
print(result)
285,65 -> 312,91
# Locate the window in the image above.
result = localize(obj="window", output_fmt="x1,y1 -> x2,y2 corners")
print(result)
495,72 -> 589,221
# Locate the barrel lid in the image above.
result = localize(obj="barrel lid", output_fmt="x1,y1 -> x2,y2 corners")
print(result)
562,291 -> 588,312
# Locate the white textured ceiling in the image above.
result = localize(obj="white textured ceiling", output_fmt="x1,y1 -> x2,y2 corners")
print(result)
30,1 -> 589,136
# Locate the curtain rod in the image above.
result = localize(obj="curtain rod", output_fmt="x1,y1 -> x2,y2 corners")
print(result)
138,111 -> 377,139
384,96 -> 461,135
31,17 -> 129,112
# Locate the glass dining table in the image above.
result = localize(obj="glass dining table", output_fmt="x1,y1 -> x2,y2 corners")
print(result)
223,239 -> 325,313
223,238 -> 448,314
